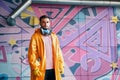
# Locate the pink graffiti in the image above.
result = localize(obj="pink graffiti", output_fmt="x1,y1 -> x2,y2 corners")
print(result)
0,46 -> 7,62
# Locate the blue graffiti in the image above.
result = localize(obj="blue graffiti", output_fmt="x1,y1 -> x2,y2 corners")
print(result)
102,78 -> 110,80
0,74 -> 8,80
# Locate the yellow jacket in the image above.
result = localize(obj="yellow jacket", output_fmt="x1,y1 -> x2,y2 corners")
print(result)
28,28 -> 64,80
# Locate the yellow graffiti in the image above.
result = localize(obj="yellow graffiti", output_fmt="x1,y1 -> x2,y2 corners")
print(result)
8,39 -> 17,46
111,16 -> 119,24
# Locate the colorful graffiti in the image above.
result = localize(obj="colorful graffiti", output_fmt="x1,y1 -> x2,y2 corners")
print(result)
0,0 -> 120,80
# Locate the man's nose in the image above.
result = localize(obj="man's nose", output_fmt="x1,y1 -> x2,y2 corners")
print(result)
45,23 -> 48,26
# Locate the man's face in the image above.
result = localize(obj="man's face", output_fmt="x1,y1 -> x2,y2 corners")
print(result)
40,18 -> 50,29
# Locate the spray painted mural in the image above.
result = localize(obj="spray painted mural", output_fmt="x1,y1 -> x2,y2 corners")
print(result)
0,0 -> 120,80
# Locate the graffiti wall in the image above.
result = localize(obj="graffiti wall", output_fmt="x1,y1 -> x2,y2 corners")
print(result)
0,0 -> 120,80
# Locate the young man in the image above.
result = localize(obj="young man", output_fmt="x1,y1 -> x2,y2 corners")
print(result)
28,15 -> 64,80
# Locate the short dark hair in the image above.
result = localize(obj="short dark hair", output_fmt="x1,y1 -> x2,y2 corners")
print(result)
39,15 -> 50,22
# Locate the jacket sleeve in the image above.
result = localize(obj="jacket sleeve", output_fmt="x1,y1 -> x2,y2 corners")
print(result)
28,35 -> 40,70
58,46 -> 64,74
56,36 -> 64,74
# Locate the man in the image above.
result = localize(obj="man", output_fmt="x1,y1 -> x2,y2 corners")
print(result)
28,15 -> 64,80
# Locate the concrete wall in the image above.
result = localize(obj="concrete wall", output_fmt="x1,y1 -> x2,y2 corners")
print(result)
0,0 -> 120,80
